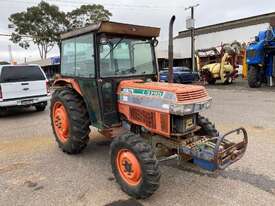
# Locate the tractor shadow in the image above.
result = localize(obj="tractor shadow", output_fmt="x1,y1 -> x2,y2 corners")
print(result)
104,199 -> 143,206
163,160 -> 275,195
0,107 -> 45,118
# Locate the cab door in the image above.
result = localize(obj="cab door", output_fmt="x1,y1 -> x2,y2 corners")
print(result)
97,42 -> 120,127
61,33 -> 102,128
97,78 -> 120,127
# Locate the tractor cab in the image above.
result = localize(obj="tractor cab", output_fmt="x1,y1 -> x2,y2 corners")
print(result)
58,21 -> 160,128
51,20 -> 248,199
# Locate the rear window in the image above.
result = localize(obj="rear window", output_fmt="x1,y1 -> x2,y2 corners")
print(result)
0,66 -> 45,83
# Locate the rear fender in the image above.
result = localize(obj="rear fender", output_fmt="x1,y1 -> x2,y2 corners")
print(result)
52,78 -> 82,96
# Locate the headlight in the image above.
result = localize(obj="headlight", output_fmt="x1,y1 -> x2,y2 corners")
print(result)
194,100 -> 211,111
170,100 -> 211,115
170,104 -> 194,114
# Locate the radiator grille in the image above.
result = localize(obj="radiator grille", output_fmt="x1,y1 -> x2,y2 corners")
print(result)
129,107 -> 156,129
176,89 -> 207,102
160,113 -> 169,133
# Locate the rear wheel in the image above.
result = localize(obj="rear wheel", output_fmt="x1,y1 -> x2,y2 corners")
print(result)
110,132 -> 160,199
224,76 -> 233,85
207,79 -> 216,85
248,66 -> 262,88
50,88 -> 90,154
35,102 -> 47,111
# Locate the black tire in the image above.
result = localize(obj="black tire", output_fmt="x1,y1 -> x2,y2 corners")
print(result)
207,79 -> 216,85
0,107 -> 6,117
196,115 -> 219,137
110,132 -> 160,199
248,66 -> 262,88
174,76 -> 181,84
224,76 -> 233,85
35,103 -> 46,111
50,87 -> 90,154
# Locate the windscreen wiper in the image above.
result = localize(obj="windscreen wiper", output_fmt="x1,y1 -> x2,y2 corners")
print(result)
102,37 -> 124,60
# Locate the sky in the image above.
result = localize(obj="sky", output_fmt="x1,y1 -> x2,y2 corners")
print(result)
0,0 -> 275,63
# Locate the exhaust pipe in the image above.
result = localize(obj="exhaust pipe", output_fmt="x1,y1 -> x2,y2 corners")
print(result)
168,15 -> 176,83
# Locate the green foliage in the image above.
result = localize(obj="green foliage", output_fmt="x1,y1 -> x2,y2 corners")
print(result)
9,1 -> 112,59
0,61 -> 9,65
67,4 -> 112,30
9,1 -> 68,59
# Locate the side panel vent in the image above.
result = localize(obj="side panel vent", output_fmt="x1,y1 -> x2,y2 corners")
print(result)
129,107 -> 156,129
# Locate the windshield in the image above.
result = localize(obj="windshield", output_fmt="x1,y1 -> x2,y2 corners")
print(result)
99,37 -> 156,77
0,66 -> 45,83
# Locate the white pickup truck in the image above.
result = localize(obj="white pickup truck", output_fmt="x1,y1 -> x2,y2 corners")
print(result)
0,64 -> 51,112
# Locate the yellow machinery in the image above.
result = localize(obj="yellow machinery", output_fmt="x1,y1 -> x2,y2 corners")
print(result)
242,49 -> 248,79
196,42 -> 242,84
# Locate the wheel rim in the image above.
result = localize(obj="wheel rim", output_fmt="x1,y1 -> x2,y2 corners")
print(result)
53,101 -> 69,143
116,149 -> 142,186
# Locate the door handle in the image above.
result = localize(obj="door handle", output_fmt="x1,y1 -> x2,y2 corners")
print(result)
23,88 -> 29,91
21,83 -> 29,85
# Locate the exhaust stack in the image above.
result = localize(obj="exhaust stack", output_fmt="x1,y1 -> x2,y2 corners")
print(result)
168,15 -> 176,83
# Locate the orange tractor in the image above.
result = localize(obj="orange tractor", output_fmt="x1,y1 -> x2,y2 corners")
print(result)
50,19 -> 248,199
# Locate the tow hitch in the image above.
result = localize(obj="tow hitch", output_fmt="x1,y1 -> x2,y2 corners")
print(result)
190,128 -> 248,171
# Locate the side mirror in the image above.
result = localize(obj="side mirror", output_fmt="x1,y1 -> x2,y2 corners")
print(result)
153,38 -> 159,47
255,36 -> 259,42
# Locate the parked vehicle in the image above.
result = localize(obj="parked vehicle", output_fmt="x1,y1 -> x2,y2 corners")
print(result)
0,65 -> 51,111
50,20 -> 247,199
246,27 -> 275,87
159,66 -> 199,83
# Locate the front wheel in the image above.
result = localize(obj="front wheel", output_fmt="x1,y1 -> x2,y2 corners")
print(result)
110,132 -> 160,199
196,115 -> 219,137
248,66 -> 262,88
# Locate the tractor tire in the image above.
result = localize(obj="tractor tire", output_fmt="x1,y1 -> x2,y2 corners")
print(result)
50,87 -> 90,154
248,66 -> 262,88
196,115 -> 219,137
110,132 -> 160,199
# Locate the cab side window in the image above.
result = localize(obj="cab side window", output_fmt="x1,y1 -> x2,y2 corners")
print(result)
61,34 -> 95,77
75,35 -> 95,77
61,38 -> 75,76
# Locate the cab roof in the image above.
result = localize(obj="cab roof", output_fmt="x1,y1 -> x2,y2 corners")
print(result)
61,21 -> 160,40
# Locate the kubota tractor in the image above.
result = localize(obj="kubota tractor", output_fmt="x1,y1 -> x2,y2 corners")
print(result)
50,20 -> 248,199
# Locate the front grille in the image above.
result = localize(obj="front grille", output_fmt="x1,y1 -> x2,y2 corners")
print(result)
129,107 -> 156,129
176,89 -> 207,102
247,50 -> 256,58
160,113 -> 169,133
172,114 -> 196,133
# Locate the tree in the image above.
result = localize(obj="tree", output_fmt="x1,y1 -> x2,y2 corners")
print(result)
67,4 -> 112,30
9,1 -> 68,59
9,2 -> 112,59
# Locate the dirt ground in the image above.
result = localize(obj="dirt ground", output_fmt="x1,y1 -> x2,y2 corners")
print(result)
0,79 -> 275,206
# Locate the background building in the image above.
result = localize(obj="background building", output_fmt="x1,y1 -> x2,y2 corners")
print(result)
157,12 -> 275,69
27,56 -> 60,80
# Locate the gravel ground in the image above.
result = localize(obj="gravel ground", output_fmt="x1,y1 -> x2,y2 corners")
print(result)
0,80 -> 275,206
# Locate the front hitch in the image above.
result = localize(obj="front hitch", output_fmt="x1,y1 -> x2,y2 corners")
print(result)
214,128 -> 248,170
182,128 -> 248,171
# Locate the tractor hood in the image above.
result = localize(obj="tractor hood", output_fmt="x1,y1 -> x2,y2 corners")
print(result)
117,80 -> 211,115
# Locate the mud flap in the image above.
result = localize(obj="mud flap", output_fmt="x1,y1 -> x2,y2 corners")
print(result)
183,128 -> 248,171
